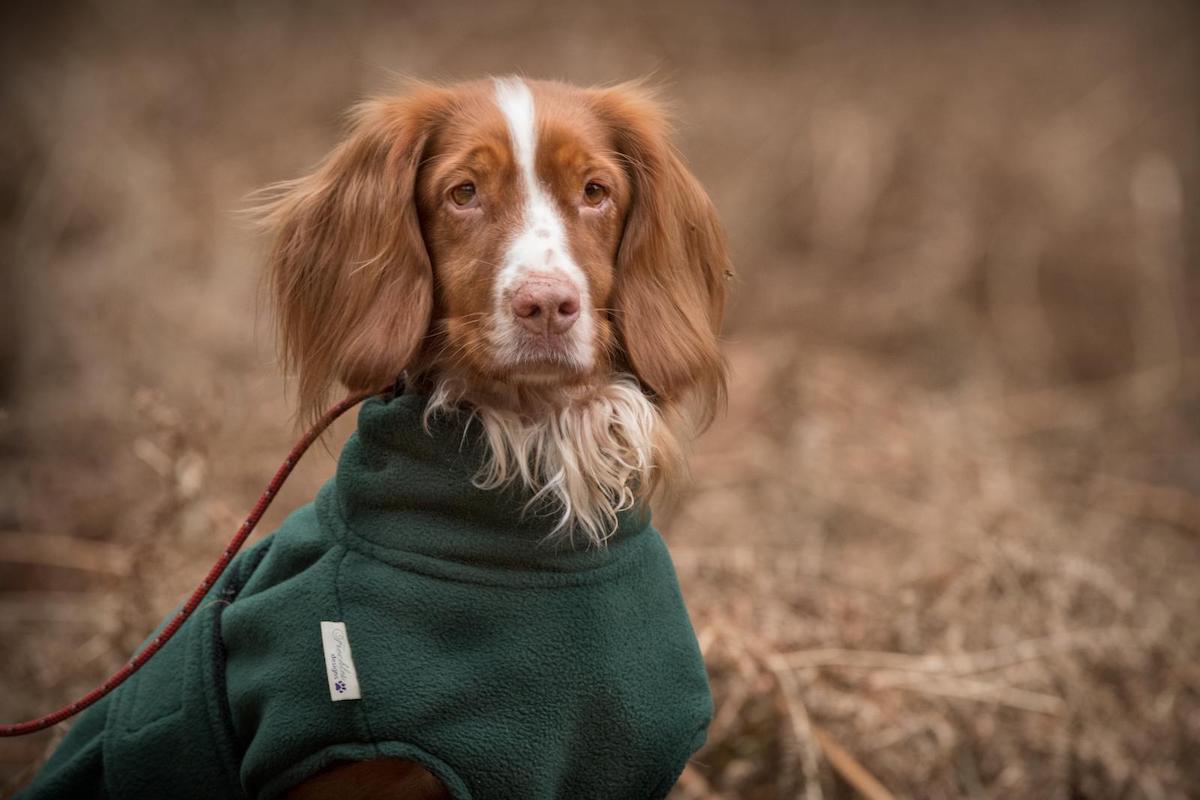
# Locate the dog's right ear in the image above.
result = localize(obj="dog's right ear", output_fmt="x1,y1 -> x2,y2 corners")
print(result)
257,87 -> 448,421
588,82 -> 731,429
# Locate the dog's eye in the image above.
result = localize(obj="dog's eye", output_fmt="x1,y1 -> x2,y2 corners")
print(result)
583,181 -> 607,206
450,182 -> 476,207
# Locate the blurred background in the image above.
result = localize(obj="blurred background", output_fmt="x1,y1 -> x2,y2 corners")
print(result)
1,1 -> 1197,797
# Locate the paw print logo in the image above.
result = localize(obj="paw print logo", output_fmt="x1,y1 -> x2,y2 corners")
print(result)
334,680 -> 347,694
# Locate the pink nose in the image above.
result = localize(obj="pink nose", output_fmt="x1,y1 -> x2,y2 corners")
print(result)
511,278 -> 581,335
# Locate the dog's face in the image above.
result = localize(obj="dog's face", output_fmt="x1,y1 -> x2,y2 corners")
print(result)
416,79 -> 627,387
263,77 -> 729,420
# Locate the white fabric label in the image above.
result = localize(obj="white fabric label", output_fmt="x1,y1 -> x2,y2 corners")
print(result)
319,621 -> 362,702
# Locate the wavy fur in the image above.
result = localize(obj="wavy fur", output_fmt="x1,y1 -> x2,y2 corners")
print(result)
423,375 -> 683,546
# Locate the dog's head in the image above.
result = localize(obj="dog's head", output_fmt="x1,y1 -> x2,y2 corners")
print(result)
261,77 -> 730,424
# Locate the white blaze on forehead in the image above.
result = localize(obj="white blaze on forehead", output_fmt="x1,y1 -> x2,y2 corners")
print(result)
491,77 -> 594,368
494,77 -> 538,194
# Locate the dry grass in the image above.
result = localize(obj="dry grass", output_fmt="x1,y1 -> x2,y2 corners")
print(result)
1,2 -> 1198,797
668,349 -> 1199,797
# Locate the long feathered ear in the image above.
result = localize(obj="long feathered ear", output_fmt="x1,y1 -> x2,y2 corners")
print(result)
256,88 -> 447,421
589,83 -> 730,428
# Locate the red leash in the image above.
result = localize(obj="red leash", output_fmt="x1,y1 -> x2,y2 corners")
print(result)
0,388 -> 382,737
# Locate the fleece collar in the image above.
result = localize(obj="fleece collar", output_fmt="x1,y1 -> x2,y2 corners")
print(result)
322,391 -> 652,577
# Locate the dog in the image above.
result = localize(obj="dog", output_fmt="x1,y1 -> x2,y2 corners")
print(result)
262,76 -> 729,547
21,77 -> 729,800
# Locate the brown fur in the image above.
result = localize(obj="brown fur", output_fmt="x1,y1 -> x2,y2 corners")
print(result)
589,82 -> 730,428
258,78 -> 728,425
257,84 -> 451,422
285,759 -> 449,800
258,77 -> 730,794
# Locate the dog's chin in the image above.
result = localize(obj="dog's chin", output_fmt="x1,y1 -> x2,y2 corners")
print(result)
494,336 -> 594,387
505,359 -> 588,386
431,346 -> 594,408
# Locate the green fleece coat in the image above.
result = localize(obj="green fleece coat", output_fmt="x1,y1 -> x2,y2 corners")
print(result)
21,392 -> 712,799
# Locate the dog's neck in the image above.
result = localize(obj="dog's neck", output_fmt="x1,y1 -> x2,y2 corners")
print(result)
417,373 -> 683,547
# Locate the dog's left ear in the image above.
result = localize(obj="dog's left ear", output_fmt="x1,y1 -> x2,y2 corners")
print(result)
257,86 -> 449,422
589,83 -> 730,427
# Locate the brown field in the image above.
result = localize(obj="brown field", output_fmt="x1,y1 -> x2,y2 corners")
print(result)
1,2 -> 1197,797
